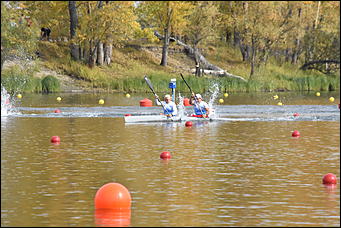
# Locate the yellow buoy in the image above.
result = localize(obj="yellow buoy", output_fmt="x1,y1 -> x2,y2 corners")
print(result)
126,94 -> 131,98
219,98 -> 224,104
99,99 -> 105,104
17,94 -> 22,99
316,92 -> 320,96
273,95 -> 279,100
56,97 -> 62,102
329,97 -> 335,102
224,93 -> 229,97
277,102 -> 283,106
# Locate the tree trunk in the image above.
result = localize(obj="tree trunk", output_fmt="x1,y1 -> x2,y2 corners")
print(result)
104,42 -> 112,65
88,41 -> 97,68
291,38 -> 300,64
250,34 -> 256,78
160,28 -> 170,66
68,1 -> 79,61
97,42 -> 104,65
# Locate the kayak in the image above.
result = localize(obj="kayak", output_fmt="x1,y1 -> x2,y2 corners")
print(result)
124,115 -> 221,123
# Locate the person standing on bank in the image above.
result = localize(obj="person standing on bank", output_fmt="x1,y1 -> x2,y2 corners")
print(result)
190,93 -> 210,117
155,94 -> 178,117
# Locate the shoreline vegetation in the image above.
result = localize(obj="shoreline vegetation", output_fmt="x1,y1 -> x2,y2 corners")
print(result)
1,40 -> 339,95
1,1 -> 339,95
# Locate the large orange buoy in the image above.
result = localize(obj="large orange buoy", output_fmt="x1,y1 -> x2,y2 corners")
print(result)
54,109 -> 61,113
95,183 -> 131,210
95,208 -> 131,227
322,173 -> 337,184
183,98 -> 191,106
140,98 -> 152,107
160,151 -> 171,160
50,136 -> 60,143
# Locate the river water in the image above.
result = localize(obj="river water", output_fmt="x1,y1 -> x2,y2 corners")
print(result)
1,91 -> 340,227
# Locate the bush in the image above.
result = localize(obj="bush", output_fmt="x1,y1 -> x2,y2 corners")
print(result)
41,75 -> 60,93
1,66 -> 33,93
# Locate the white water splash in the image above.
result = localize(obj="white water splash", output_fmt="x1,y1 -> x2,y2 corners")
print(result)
177,92 -> 186,118
1,84 -> 18,116
207,83 -> 220,117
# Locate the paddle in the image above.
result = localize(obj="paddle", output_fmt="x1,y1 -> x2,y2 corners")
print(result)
180,73 -> 206,118
144,75 -> 173,120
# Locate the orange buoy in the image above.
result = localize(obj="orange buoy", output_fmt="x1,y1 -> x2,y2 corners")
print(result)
50,136 -> 60,143
95,208 -> 131,227
95,183 -> 131,210
183,98 -> 191,106
140,98 -> 152,107
185,121 -> 193,127
292,130 -> 300,137
323,173 -> 337,184
160,151 -> 171,160
54,109 -> 61,113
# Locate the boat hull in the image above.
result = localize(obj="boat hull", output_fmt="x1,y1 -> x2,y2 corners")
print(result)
124,115 -> 218,123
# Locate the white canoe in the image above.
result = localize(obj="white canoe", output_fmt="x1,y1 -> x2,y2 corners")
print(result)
124,115 -> 223,123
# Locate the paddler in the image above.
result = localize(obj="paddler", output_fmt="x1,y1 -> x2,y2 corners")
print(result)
190,93 -> 210,117
155,94 -> 178,117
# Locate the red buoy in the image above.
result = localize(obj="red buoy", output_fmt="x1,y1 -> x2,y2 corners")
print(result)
183,98 -> 191,106
323,173 -> 337,184
95,183 -> 131,210
185,121 -> 193,127
124,114 -> 132,116
50,136 -> 60,143
293,113 -> 299,117
160,151 -> 171,159
139,98 -> 152,107
292,130 -> 300,137
54,109 -> 61,113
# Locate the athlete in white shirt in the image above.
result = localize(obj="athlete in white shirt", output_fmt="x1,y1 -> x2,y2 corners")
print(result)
155,94 -> 178,116
190,93 -> 210,117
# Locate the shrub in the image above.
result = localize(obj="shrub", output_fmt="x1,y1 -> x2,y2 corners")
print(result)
41,75 -> 60,93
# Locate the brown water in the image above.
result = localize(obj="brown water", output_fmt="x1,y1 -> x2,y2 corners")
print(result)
1,91 -> 340,227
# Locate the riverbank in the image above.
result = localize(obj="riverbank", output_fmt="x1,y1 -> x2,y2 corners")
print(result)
1,40 -> 340,94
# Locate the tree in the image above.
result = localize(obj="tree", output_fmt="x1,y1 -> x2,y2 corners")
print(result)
136,1 -> 193,66
76,1 -> 139,67
68,1 -> 79,61
184,1 -> 219,75
1,1 -> 39,71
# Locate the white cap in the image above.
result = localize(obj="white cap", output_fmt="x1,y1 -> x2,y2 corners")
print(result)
196,94 -> 202,99
164,94 -> 171,99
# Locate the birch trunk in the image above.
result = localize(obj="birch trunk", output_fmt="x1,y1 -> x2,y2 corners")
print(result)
97,42 -> 104,65
104,42 -> 112,65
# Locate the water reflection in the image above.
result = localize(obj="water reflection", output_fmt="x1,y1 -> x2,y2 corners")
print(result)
94,209 -> 131,227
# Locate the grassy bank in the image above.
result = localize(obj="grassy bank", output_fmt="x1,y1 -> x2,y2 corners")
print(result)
1,40 -> 339,94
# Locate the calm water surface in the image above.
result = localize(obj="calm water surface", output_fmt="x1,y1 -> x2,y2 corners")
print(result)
1,91 -> 340,227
